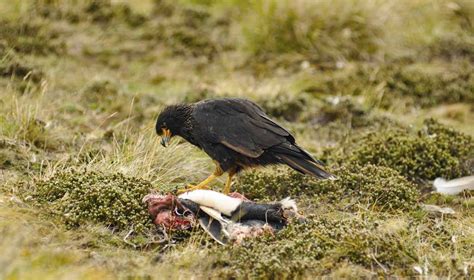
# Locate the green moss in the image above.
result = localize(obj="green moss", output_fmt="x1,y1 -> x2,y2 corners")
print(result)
214,208 -> 472,278
382,63 -> 474,107
296,62 -> 474,109
236,164 -> 419,211
317,165 -> 420,211
31,171 -> 153,233
333,119 -> 474,181
308,97 -> 377,128
235,167 -> 314,199
259,92 -> 308,121
214,215 -> 418,279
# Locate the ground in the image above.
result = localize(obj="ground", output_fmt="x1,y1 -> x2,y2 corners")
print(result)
0,0 -> 473,279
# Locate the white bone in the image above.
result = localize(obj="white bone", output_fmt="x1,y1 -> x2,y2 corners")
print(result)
178,190 -> 242,215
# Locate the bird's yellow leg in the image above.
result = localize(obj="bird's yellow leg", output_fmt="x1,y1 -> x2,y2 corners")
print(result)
178,163 -> 224,194
223,168 -> 236,194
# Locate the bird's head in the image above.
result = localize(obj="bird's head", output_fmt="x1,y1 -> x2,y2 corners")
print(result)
156,104 -> 191,147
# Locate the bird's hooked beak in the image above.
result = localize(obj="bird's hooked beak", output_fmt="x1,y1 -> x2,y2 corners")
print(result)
160,128 -> 172,147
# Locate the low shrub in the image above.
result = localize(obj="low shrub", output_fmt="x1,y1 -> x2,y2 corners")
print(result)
31,171 -> 153,233
259,92 -> 308,121
236,164 -> 419,211
214,214 -> 418,279
382,63 -> 474,107
334,119 -> 474,181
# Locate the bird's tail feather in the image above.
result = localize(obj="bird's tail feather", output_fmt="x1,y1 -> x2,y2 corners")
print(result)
278,154 -> 336,180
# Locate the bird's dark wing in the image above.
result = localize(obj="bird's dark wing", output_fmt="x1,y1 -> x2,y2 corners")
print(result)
192,98 -> 294,158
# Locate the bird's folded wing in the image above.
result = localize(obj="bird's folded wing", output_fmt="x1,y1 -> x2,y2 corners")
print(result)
193,99 -> 293,158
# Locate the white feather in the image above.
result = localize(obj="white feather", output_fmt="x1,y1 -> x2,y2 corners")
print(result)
199,206 -> 232,242
178,190 -> 242,215
279,197 -> 298,212
433,176 -> 474,195
142,193 -> 164,204
199,206 -> 230,225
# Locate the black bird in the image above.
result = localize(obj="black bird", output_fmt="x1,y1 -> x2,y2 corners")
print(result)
156,98 -> 335,193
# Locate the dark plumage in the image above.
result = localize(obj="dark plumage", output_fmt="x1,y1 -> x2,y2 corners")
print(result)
156,98 -> 334,193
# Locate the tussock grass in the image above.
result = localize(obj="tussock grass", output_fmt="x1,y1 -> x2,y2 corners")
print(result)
0,89 -> 65,151
79,128 -> 210,185
240,0 -> 389,63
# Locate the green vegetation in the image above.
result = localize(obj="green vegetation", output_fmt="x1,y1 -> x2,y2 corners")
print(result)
214,210 -> 473,279
236,165 -> 419,212
29,171 -> 153,233
240,0 -> 385,63
382,63 -> 474,107
329,119 -> 474,181
259,91 -> 309,121
1,0 -> 473,279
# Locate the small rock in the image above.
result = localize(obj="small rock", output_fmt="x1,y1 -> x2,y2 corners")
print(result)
422,204 -> 455,215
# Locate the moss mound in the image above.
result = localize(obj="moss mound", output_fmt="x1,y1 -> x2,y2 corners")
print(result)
259,92 -> 308,121
32,171 -> 152,233
382,63 -> 474,107
236,164 -> 419,211
334,119 -> 474,181
214,215 -> 418,279
236,167 -> 315,199
307,97 -> 382,129
297,62 -> 474,109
